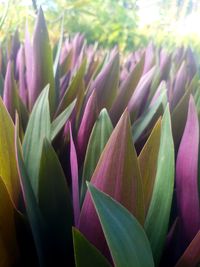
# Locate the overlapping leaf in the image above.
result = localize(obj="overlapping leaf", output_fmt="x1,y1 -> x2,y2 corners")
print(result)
138,118 -> 161,215
38,138 -> 73,265
73,228 -> 111,267
90,52 -> 120,110
145,106 -> 174,265
22,86 -> 51,198
79,111 -> 144,256
0,96 -> 20,205
110,54 -> 144,125
15,115 -> 48,267
81,109 -> 113,202
88,183 -> 154,267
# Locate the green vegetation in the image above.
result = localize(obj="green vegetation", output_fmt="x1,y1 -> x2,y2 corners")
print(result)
1,0 -> 200,53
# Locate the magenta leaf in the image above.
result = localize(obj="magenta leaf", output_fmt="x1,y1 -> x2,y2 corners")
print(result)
176,95 -> 200,246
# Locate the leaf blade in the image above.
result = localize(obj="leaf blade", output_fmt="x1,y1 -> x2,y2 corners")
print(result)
81,108 -> 113,202
145,105 -> 175,265
73,227 -> 111,267
88,183 -> 155,267
22,85 -> 51,198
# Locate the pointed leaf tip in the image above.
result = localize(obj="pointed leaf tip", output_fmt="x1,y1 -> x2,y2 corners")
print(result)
79,110 -> 144,257
30,8 -> 55,113
87,183 -> 154,267
81,109 -> 113,202
145,105 -> 174,265
176,94 -> 200,245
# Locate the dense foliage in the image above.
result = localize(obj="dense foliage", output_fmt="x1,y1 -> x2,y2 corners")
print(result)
1,7 -> 200,267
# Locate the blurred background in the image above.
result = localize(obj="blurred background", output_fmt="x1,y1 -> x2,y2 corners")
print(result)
0,0 -> 200,52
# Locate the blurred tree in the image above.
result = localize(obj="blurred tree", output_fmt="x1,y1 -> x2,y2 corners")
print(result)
1,0 -> 200,53
0,0 -> 139,51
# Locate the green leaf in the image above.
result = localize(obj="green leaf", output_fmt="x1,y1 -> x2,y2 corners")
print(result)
145,105 -> 175,265
91,52 -> 120,110
110,53 -> 144,125
81,108 -> 113,203
132,91 -> 164,143
0,97 -> 20,205
22,85 -> 51,198
51,99 -> 76,141
138,118 -> 161,215
13,88 -> 29,134
73,228 -> 111,267
60,49 -> 73,77
56,58 -> 86,115
88,183 -> 155,267
0,0 -> 9,31
0,176 -> 19,266
30,8 -> 55,114
15,115 -> 47,267
38,138 -> 73,265
171,82 -> 193,150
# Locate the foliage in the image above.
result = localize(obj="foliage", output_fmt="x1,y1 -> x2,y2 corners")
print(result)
0,7 -> 200,267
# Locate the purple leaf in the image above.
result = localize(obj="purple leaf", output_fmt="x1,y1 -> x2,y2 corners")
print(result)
3,60 -> 16,119
171,61 -> 187,110
176,95 -> 200,246
89,52 -> 119,110
159,49 -> 171,81
143,42 -> 155,74
76,90 -> 98,163
17,45 -> 27,106
72,33 -> 85,68
185,47 -> 197,83
110,54 -> 144,125
175,230 -> 200,267
10,29 -> 20,63
128,66 -> 155,121
79,110 -> 144,258
69,122 -> 80,226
